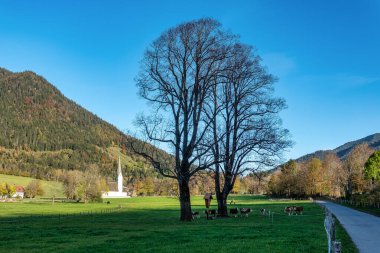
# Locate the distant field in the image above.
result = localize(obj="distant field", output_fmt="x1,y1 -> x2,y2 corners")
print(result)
0,195 -> 358,253
0,173 -> 65,198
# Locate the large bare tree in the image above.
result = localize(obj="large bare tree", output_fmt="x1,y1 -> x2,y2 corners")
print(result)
209,43 -> 291,216
133,18 -> 234,221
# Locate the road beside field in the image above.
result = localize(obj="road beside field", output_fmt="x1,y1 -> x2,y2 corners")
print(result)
317,200 -> 380,253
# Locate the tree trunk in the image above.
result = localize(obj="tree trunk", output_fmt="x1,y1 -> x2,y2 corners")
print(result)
217,191 -> 228,216
214,165 -> 227,216
216,171 -> 233,216
178,177 -> 192,221
214,168 -> 229,216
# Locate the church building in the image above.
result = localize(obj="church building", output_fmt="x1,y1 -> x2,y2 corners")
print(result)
101,156 -> 130,198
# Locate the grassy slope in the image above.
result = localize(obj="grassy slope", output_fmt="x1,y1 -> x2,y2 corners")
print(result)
0,196 -> 357,253
0,173 -> 64,198
107,146 -> 138,168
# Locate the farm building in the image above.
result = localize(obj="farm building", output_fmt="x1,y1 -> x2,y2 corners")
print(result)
12,186 -> 24,199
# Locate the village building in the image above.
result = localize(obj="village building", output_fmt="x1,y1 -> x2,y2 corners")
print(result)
12,185 -> 25,199
101,156 -> 130,198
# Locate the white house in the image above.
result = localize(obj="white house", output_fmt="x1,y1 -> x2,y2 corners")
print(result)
12,185 -> 25,199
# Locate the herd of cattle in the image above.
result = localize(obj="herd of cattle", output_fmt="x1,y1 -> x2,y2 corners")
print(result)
192,205 -> 304,220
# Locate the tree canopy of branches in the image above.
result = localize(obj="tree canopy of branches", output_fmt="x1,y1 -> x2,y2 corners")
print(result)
209,43 -> 290,215
134,18 -> 235,221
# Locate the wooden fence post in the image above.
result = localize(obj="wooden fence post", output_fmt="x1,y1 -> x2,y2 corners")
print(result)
333,241 -> 342,253
324,208 -> 342,253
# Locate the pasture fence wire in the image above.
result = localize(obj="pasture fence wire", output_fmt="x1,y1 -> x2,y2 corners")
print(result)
324,207 -> 342,253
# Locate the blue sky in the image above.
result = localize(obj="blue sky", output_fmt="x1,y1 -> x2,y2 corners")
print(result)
0,0 -> 379,160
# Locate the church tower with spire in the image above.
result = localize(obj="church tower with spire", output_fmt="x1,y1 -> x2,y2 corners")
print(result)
101,154 -> 130,198
117,156 -> 123,193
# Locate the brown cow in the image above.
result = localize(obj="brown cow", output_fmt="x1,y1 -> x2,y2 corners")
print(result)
192,211 -> 200,219
204,209 -> 216,220
294,206 -> 304,215
284,206 -> 295,215
230,208 -> 239,217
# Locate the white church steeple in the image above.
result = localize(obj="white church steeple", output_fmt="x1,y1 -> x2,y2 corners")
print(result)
117,156 -> 123,193
101,154 -> 129,198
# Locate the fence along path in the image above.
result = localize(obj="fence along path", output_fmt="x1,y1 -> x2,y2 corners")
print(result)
317,200 -> 380,253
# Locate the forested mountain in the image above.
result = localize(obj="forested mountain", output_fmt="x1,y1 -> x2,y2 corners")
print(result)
0,67 -> 157,179
295,133 -> 380,162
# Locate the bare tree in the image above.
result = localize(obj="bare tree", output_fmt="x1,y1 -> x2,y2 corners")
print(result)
133,18 -> 235,221
323,152 -> 344,197
344,143 -> 374,198
209,43 -> 291,216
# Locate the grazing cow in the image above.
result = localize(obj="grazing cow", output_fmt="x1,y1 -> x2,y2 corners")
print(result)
204,209 -> 217,220
240,208 -> 252,217
230,208 -> 239,217
284,206 -> 295,215
294,206 -> 304,215
192,211 -> 200,219
260,208 -> 266,215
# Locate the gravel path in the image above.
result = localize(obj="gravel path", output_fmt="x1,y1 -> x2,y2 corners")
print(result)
317,200 -> 380,253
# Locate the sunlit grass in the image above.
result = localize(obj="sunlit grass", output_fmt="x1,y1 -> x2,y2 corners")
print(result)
0,195 -> 358,253
0,173 -> 65,198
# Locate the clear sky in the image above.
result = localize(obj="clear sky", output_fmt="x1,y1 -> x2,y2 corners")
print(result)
1,0 -> 379,160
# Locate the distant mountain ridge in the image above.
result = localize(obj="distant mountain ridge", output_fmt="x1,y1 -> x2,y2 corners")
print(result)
295,133 -> 380,162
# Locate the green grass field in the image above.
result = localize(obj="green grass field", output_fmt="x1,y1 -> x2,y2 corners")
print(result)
0,173 -> 65,198
0,195 -> 358,253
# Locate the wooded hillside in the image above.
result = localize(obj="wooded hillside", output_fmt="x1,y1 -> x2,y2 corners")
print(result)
0,68 -> 155,179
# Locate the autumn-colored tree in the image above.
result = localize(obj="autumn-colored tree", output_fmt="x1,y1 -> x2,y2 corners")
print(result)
81,166 -> 108,203
63,170 -> 84,200
153,178 -> 178,196
231,176 -> 241,194
306,158 -> 324,195
143,177 -> 155,196
322,152 -> 344,197
5,183 -> 16,198
344,144 -> 374,197
241,176 -> 254,194
0,183 -> 7,198
268,171 -> 282,196
267,146 -> 378,199
25,180 -> 44,198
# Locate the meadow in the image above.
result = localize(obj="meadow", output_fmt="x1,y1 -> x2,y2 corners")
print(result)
0,173 -> 65,198
0,195 -> 358,253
